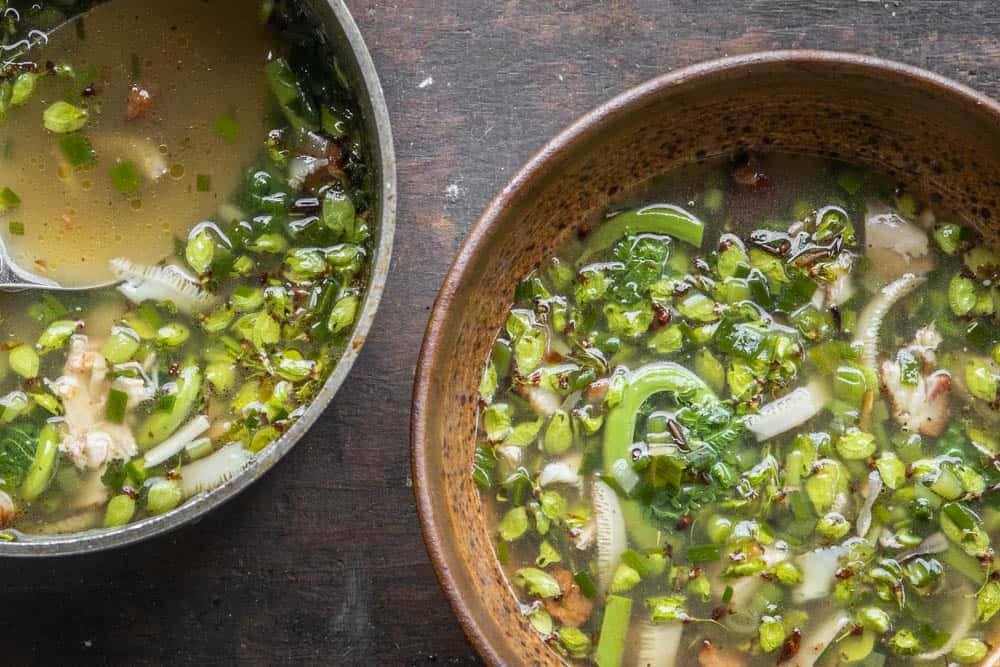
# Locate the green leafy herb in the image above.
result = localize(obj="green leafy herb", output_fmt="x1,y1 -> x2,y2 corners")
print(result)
43,101 -> 88,133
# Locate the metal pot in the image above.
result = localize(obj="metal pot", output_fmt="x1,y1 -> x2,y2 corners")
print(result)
2,0 -> 395,556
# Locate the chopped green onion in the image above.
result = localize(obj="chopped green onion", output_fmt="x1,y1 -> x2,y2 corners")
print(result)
213,113 -> 240,142
109,159 -> 142,194
0,186 -> 20,212
196,174 -> 211,192
58,134 -> 96,168
105,388 -> 128,424
8,221 -> 23,236
594,594 -> 631,667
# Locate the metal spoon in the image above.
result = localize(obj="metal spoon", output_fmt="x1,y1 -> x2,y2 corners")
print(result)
0,236 -> 120,292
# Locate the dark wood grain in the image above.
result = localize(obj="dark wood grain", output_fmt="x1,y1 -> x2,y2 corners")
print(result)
3,1 -> 1000,664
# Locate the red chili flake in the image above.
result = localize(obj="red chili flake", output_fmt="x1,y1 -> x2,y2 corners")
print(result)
676,515 -> 692,530
710,606 -> 729,621
835,567 -> 854,580
81,84 -> 96,98
165,469 -> 181,481
168,362 -> 180,376
543,350 -> 563,364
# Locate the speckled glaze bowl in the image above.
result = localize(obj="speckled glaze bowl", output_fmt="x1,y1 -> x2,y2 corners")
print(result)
411,51 -> 1000,665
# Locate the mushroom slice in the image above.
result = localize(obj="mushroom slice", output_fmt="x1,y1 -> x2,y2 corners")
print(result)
744,381 -> 828,441
593,479 -> 627,594
634,619 -> 683,667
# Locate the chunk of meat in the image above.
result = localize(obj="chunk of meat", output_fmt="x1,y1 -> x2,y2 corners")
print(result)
698,640 -> 747,667
125,83 -> 154,120
513,383 -> 561,417
880,324 -> 951,437
864,202 -> 934,282
542,567 -> 593,627
54,336 -> 139,470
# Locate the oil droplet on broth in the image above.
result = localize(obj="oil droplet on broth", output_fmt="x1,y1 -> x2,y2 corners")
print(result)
0,0 -> 273,286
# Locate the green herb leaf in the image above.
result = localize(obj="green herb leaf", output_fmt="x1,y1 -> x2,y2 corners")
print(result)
43,101 -> 89,133
10,73 -> 37,107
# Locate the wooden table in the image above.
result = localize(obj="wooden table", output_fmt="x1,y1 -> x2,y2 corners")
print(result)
6,1 -> 1000,664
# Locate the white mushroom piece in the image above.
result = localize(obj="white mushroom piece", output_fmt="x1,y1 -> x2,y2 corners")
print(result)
879,323 -> 952,437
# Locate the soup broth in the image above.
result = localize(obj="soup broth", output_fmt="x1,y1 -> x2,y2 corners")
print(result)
0,0 -> 373,535
476,155 -> 1000,666
0,0 -> 274,285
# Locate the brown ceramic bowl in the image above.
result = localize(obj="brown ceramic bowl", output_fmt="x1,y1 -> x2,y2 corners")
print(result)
411,50 -> 1000,665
